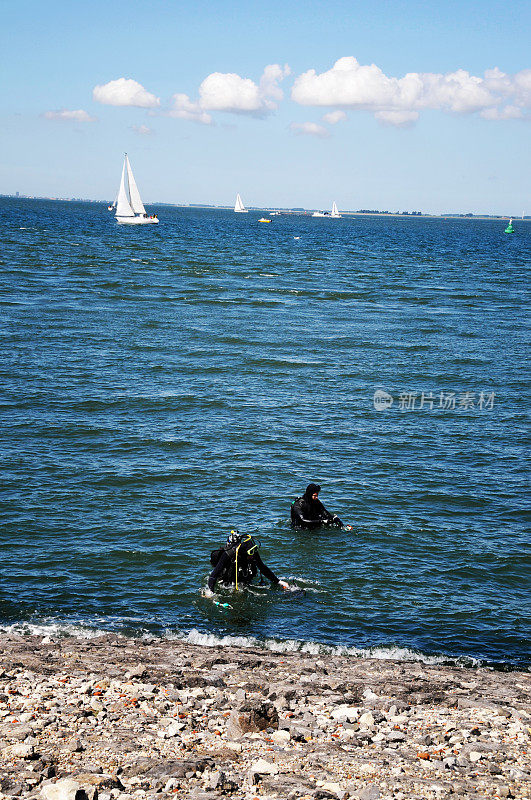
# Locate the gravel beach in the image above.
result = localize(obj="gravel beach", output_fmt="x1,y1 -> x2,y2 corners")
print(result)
0,633 -> 529,800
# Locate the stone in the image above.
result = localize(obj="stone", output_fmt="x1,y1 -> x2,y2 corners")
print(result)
41,778 -> 97,800
126,665 -> 148,679
165,721 -> 185,737
65,739 -> 84,753
331,705 -> 358,723
387,730 -> 406,742
358,712 -> 375,729
271,729 -> 290,744
207,771 -> 225,789
224,741 -> 242,752
226,702 -> 278,739
226,711 -> 245,741
249,758 -> 279,775
6,724 -> 35,741
355,786 -> 381,800
66,774 -> 122,791
288,723 -> 313,741
321,781 -> 343,797
2,781 -> 24,796
8,742 -> 35,758
427,782 -> 453,796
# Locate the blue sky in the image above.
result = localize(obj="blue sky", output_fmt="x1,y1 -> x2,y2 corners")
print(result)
1,0 -> 529,214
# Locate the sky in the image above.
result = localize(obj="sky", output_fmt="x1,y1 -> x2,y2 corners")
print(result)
1,0 -> 530,214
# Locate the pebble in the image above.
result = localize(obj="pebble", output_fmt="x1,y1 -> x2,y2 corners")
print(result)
0,632 -> 528,800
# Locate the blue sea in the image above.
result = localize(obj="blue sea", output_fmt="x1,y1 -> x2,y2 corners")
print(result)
1,198 -> 529,670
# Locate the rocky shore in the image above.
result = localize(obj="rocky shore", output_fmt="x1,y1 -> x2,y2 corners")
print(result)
0,633 -> 529,800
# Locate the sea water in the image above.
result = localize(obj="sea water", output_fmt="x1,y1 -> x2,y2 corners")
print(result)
0,198 -> 529,669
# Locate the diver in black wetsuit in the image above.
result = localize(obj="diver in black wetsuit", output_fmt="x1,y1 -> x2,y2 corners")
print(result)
291,483 -> 346,529
205,532 -> 290,595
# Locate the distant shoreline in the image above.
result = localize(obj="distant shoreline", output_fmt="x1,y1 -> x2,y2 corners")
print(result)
1,195 -> 527,221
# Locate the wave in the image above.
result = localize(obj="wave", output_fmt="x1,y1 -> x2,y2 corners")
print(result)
0,621 -> 481,668
178,628 -> 481,666
0,621 -> 103,642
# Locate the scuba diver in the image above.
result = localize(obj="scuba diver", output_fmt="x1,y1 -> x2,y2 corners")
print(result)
291,483 -> 350,529
204,531 -> 290,596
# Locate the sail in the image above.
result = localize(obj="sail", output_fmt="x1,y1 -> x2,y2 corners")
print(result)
125,155 -> 146,215
331,201 -> 341,217
234,193 -> 246,212
115,158 -> 134,217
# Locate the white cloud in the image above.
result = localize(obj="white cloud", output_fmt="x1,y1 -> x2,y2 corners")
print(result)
374,109 -> 419,127
93,78 -> 160,108
292,57 -> 531,126
169,64 -> 291,123
132,124 -> 154,135
169,93 -> 212,125
322,110 -> 347,124
513,68 -> 531,106
260,63 -> 292,103
290,121 -> 331,138
43,109 -> 96,122
481,105 -> 524,120
199,63 -> 290,116
419,69 -> 494,113
199,73 -> 263,113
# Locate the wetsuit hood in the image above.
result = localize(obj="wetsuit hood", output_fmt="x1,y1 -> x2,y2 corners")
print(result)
303,483 -> 321,501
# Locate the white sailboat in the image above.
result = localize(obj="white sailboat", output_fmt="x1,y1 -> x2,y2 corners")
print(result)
312,201 -> 342,218
234,193 -> 248,213
114,154 -> 158,225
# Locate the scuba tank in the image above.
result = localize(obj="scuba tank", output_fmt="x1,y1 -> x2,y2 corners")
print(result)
210,531 -> 260,588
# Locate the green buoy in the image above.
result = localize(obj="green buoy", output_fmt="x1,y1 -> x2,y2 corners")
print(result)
504,218 -> 514,234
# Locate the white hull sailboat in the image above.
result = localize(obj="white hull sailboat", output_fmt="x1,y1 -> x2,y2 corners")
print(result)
313,201 -> 342,218
114,154 -> 158,225
234,193 -> 248,213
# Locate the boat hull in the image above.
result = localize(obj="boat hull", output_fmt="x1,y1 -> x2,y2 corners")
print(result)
116,215 -> 159,225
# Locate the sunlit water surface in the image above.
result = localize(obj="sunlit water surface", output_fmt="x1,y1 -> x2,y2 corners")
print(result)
1,199 -> 529,669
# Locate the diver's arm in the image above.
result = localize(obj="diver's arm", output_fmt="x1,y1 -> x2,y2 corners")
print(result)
316,500 -> 334,522
255,555 -> 290,590
318,501 -> 343,527
207,551 -> 231,591
254,554 -> 280,584
292,503 -> 324,528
